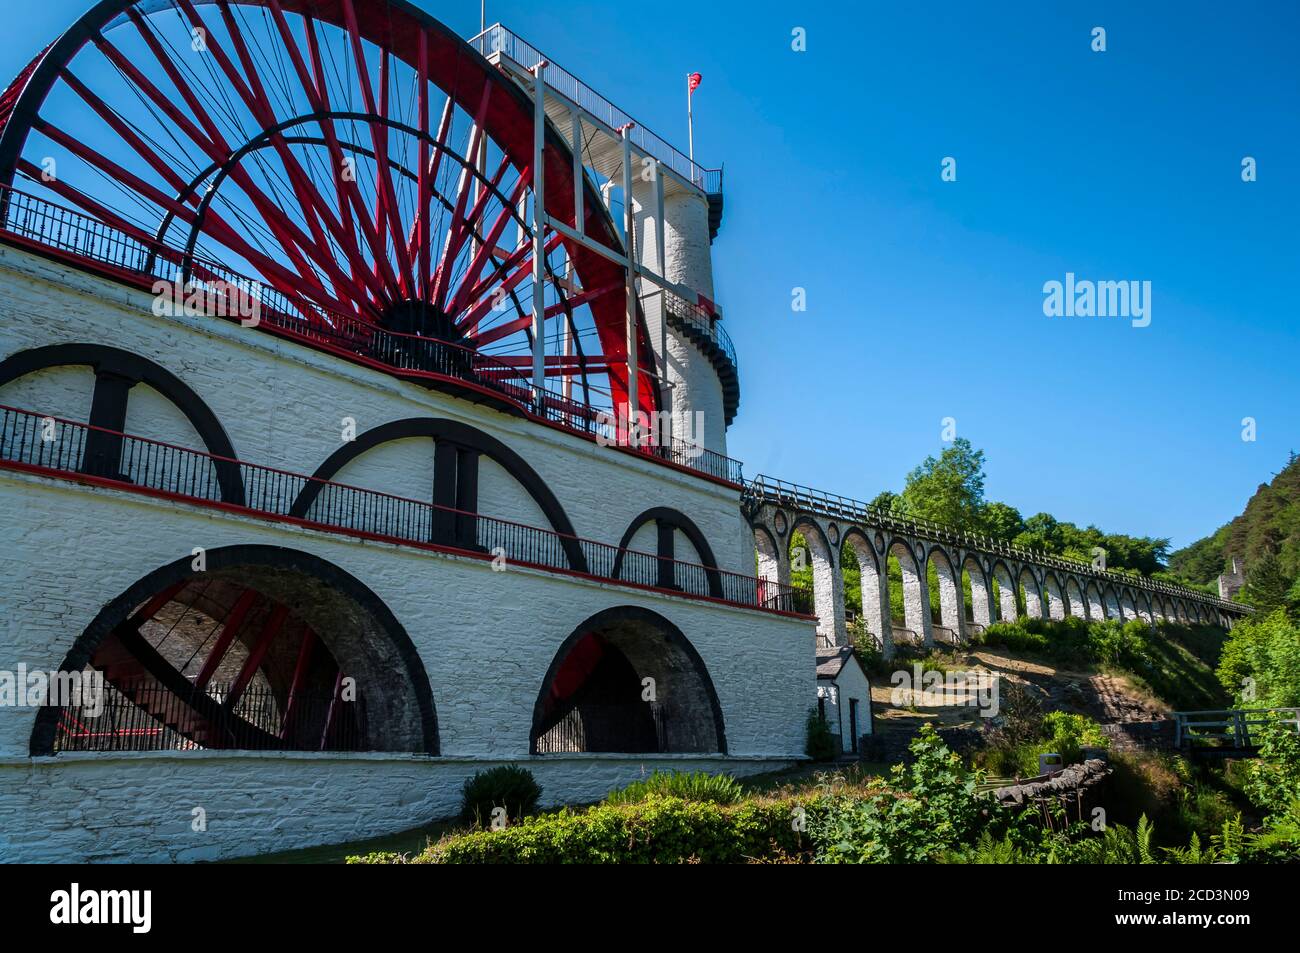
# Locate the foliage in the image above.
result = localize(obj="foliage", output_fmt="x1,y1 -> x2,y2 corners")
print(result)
1242,550 -> 1293,612
1168,452 -> 1300,588
459,766 -> 542,827
979,690 -> 1107,778
412,795 -> 811,864
806,709 -> 837,761
1216,609 -> 1300,708
897,438 -> 987,530
975,617 -> 1228,711
605,770 -> 744,806
809,726 -> 992,863
1243,722 -> 1300,814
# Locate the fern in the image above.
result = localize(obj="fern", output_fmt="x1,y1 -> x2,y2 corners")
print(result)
1136,814 -> 1156,864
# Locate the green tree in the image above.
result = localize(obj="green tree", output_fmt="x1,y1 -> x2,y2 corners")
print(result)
899,438 -> 986,529
1243,551 -> 1292,612
980,501 -> 1024,540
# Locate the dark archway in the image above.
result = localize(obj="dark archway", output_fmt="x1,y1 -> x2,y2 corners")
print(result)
30,545 -> 438,756
530,606 -> 726,754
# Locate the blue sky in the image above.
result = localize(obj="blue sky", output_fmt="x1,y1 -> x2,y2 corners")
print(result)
5,1 -> 1297,550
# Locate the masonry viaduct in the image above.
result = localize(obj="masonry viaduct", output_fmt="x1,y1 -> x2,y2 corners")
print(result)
744,477 -> 1252,658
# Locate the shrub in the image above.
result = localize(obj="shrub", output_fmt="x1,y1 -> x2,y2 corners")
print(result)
809,725 -> 992,863
606,770 -> 743,806
1244,722 -> 1300,814
806,709 -> 837,761
418,795 -> 811,864
459,766 -> 543,827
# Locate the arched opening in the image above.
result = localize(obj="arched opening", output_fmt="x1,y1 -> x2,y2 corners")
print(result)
888,540 -> 927,645
1120,590 -> 1139,622
790,519 -> 837,642
963,557 -> 993,632
992,562 -> 1018,622
753,525 -> 784,609
1065,577 -> 1087,619
1019,568 -> 1043,619
1044,573 -> 1066,620
612,507 -> 721,598
31,547 -> 438,756
530,607 -> 725,754
842,532 -> 884,649
1086,582 -> 1106,620
927,547 -> 962,644
1103,586 -> 1123,621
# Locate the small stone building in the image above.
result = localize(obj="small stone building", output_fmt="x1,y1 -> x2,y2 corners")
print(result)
815,647 -> 872,756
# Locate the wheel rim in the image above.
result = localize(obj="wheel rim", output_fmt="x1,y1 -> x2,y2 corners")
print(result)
0,0 -> 660,415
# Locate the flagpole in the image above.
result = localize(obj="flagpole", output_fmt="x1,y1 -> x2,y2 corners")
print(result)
687,73 -> 694,161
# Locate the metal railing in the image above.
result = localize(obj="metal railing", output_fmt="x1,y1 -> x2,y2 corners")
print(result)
54,679 -> 367,753
470,23 -> 724,195
663,290 -> 738,371
932,625 -> 960,645
745,474 -> 1247,611
891,625 -> 919,645
533,701 -> 668,754
0,185 -> 744,486
1174,708 -> 1300,749
0,404 -> 805,616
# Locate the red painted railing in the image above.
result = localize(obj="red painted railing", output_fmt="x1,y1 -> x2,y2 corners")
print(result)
0,404 -> 808,617
0,186 -> 744,486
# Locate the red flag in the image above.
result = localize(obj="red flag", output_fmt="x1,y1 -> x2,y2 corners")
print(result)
688,72 -> 702,94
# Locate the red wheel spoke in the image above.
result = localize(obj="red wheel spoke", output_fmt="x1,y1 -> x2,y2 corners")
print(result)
341,0 -> 416,295
430,83 -> 493,307
300,13 -> 402,297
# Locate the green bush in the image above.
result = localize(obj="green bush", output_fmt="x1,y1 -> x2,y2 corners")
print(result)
1243,722 -> 1300,814
459,765 -> 542,827
806,709 -> 837,761
605,770 -> 743,806
1217,610 -> 1300,708
810,725 -> 992,863
418,794 -> 811,864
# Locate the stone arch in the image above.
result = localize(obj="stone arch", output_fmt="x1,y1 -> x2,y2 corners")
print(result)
1161,597 -> 1176,622
1103,585 -> 1123,621
530,606 -> 725,754
1119,589 -> 1139,622
843,529 -> 885,650
1085,580 -> 1106,620
888,538 -> 931,645
927,545 -> 962,642
1064,576 -> 1087,619
611,507 -> 721,598
0,342 -> 244,504
1019,567 -> 1043,619
963,555 -> 993,628
1137,592 -> 1155,624
1043,572 -> 1066,620
30,545 -> 439,756
753,523 -> 784,591
791,516 -> 840,642
290,417 -> 586,571
992,561 -> 1018,622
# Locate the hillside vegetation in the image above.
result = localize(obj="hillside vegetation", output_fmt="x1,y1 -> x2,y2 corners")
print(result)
1170,453 -> 1300,591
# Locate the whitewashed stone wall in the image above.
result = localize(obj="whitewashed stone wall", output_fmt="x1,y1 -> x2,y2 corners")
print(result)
0,751 -> 793,863
0,470 -> 815,860
0,245 -> 750,576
